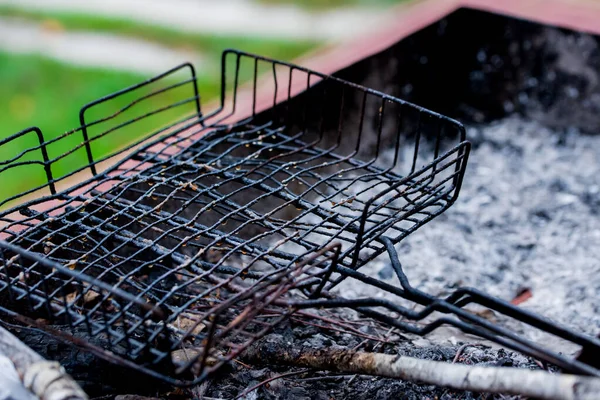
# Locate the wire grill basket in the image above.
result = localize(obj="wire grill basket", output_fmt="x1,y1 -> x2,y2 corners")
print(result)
2,50 -> 595,384
0,50 -> 468,384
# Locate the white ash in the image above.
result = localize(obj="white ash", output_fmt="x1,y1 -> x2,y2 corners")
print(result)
329,116 -> 600,353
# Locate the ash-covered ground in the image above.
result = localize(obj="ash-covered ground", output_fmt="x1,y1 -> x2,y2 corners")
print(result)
200,324 -> 541,400
337,116 -> 600,353
196,116 -> 599,400
12,115 -> 595,400
17,116 -> 598,400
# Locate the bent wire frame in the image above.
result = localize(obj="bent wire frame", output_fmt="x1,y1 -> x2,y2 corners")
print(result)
1,50 -> 593,384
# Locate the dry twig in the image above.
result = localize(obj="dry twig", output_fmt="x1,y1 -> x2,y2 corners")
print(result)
243,335 -> 600,400
234,369 -> 309,399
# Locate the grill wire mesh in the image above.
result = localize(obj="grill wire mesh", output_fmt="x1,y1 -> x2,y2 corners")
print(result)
0,50 -> 597,385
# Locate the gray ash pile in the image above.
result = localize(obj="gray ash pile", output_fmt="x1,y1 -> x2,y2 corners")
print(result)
336,116 -> 600,356
192,114 -> 600,399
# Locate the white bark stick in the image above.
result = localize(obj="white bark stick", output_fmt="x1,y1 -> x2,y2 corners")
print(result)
244,337 -> 600,400
370,353 -> 600,400
0,355 -> 37,400
0,325 -> 87,400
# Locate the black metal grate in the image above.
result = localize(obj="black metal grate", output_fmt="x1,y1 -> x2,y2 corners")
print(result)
0,50 -> 596,385
0,239 -> 333,384
0,50 -> 468,384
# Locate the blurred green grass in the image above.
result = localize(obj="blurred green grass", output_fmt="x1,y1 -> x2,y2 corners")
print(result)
0,7 -> 320,206
0,52 -> 220,205
0,6 -> 319,62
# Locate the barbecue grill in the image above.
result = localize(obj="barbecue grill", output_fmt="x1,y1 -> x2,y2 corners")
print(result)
0,50 -> 598,385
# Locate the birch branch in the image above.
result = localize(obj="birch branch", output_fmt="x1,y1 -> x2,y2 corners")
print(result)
243,335 -> 600,400
0,325 -> 87,400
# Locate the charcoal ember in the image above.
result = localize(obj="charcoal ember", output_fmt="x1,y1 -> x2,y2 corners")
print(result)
304,334 -> 333,349
582,186 -> 600,215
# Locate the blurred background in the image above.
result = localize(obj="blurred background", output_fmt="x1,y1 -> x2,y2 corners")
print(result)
0,0 -> 403,199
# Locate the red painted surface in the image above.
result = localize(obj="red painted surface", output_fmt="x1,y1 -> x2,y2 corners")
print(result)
298,0 -> 457,75
301,0 -> 600,77
463,0 -> 600,36
248,0 -> 600,121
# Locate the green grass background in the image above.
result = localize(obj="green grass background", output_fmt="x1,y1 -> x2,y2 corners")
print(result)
0,53 -> 209,202
0,8 -> 320,204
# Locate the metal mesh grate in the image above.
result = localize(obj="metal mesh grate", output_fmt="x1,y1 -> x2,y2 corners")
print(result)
0,50 -> 467,384
1,50 -> 596,385
0,238 -> 339,385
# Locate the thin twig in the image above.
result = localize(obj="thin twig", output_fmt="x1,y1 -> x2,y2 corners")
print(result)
234,369 -> 309,399
234,359 -> 252,369
534,359 -> 549,371
351,339 -> 369,352
347,374 -> 360,385
294,310 -> 391,341
373,327 -> 395,352
294,374 -> 350,383
290,316 -> 387,342
453,343 -> 479,363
